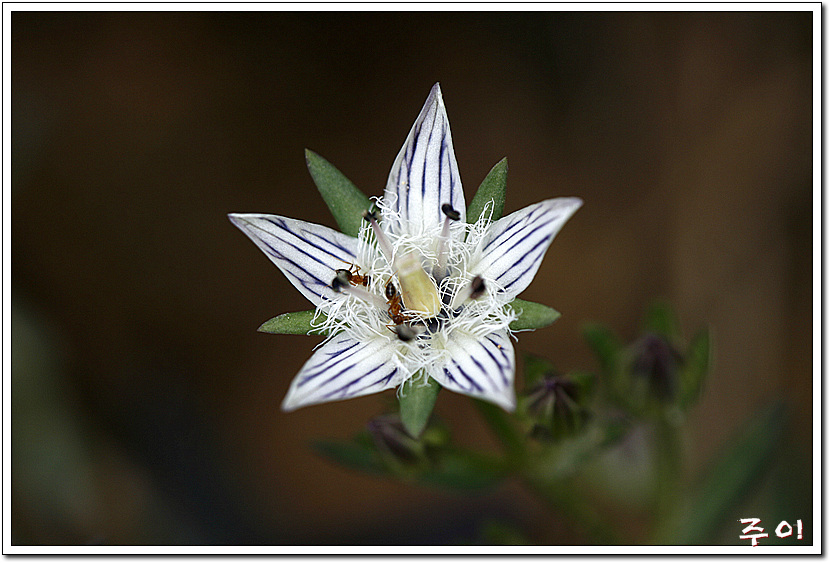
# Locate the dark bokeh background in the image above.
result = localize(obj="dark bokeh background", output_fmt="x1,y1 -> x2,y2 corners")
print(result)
12,11 -> 813,545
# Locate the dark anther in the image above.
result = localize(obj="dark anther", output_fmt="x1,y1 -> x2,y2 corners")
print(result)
394,324 -> 419,342
363,209 -> 381,222
385,280 -> 398,300
441,204 -> 460,221
469,275 -> 486,300
331,270 -> 352,292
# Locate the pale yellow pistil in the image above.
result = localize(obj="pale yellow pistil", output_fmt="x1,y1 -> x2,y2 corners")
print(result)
363,210 -> 442,319
395,250 -> 442,317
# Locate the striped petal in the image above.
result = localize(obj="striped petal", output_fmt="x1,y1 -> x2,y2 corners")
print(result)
384,83 -> 466,237
281,332 -> 403,411
228,213 -> 358,307
473,198 -> 582,299
431,329 -> 516,411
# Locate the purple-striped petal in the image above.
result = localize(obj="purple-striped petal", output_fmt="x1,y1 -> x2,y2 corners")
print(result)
430,329 -> 516,411
281,332 -> 403,411
384,83 -> 466,236
228,213 -> 359,307
473,198 -> 582,299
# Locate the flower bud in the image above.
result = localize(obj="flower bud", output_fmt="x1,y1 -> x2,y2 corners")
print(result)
366,414 -> 422,465
630,333 -> 683,402
524,372 -> 589,440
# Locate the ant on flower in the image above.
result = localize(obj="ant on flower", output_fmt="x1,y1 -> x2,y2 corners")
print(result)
335,263 -> 370,287
330,266 -> 424,342
384,279 -> 425,342
385,279 -> 409,326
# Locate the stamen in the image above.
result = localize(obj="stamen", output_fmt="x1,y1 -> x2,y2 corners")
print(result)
435,203 -> 460,279
469,275 -> 486,300
363,209 -> 394,263
331,272 -> 388,309
450,275 -> 486,309
394,324 -> 425,342
331,269 -> 352,291
441,203 -> 460,221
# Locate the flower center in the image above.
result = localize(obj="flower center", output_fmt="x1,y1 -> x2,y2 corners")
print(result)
323,203 -> 506,344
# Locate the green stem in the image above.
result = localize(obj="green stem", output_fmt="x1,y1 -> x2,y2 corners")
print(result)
652,417 -> 682,537
521,472 -> 623,544
473,400 -> 631,543
473,399 -> 526,463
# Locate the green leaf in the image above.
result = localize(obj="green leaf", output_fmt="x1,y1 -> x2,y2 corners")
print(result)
467,158 -> 507,224
257,310 -> 328,335
417,448 -> 507,490
644,300 -> 680,340
474,399 -> 525,460
509,298 -> 561,331
305,149 -> 372,238
655,401 -> 786,544
522,352 -> 556,386
312,439 -> 386,475
679,329 -> 711,409
569,370 -> 597,402
582,323 -> 622,374
398,374 -> 441,438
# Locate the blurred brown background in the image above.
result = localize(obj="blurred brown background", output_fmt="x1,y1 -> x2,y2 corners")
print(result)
12,11 -> 812,545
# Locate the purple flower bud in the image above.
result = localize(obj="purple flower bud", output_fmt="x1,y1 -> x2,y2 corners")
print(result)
366,414 -> 421,464
525,373 -> 587,440
630,333 -> 683,401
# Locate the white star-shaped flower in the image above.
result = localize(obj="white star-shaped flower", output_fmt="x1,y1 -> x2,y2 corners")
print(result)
230,83 -> 581,413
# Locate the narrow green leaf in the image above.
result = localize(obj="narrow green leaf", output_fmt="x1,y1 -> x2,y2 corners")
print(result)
305,149 -> 372,237
474,399 -> 525,460
509,298 -> 561,331
257,310 -> 328,335
644,300 -> 680,340
312,439 -> 386,475
399,374 -> 441,438
582,323 -> 622,375
656,402 -> 786,544
679,329 -> 711,409
467,158 -> 507,224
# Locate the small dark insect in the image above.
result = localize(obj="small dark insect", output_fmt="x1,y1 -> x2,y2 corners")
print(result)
385,279 -> 398,301
347,263 -> 370,287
